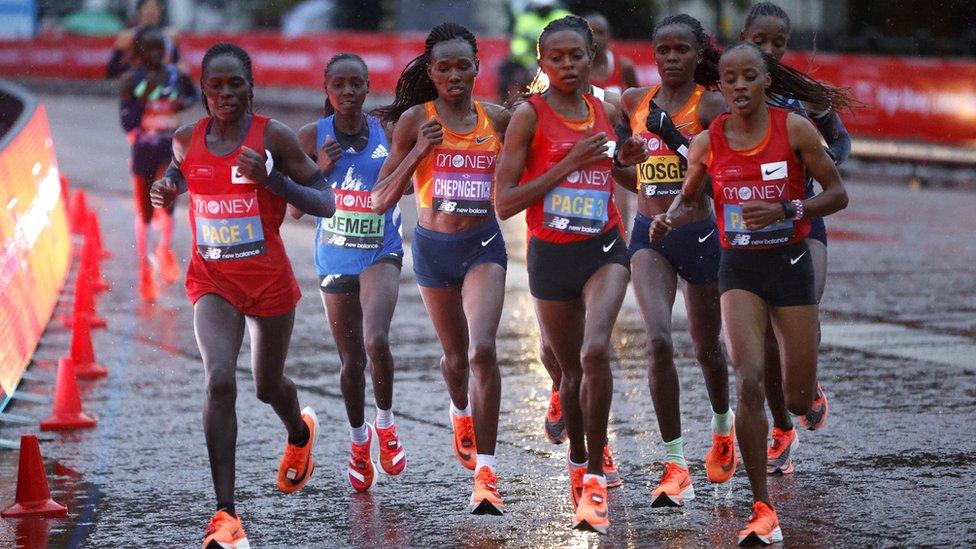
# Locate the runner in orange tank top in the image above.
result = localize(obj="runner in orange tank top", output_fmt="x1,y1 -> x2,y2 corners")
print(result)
615,13 -> 735,507
495,15 -> 648,535
150,42 -> 335,549
371,22 -> 511,516
652,43 -> 851,546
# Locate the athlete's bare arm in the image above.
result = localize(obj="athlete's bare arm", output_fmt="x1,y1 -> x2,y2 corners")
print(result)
620,56 -> 639,89
149,124 -> 194,209
371,105 -> 437,214
482,102 -> 513,138
698,90 -> 728,128
612,87 -> 653,193
649,130 -> 710,241
786,113 -> 848,217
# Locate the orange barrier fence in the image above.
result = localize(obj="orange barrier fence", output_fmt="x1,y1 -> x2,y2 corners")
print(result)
1,32 -> 975,146
0,91 -> 71,410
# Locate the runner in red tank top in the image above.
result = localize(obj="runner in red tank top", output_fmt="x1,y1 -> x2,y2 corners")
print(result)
614,13 -> 736,506
651,43 -> 849,546
149,42 -> 335,549
495,15 -> 648,535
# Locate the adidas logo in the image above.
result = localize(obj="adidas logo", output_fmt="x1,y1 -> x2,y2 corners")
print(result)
371,144 -> 389,159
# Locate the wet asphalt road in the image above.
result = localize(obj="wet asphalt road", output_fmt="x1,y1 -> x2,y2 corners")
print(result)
1,93 -> 975,548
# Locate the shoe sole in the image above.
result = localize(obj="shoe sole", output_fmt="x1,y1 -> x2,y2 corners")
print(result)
738,526 -> 783,546
651,484 -> 695,507
206,538 -> 251,549
572,518 -> 608,534
279,407 -> 321,494
799,396 -> 828,431
469,498 -> 504,516
767,432 -> 798,475
448,404 -> 476,471
544,418 -> 568,445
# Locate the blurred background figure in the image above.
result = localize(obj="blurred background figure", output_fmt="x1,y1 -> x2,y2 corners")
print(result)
497,0 -> 571,104
106,0 -> 179,78
582,11 -> 638,95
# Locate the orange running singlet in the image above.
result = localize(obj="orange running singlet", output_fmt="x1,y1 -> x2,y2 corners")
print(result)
631,84 -> 705,199
413,101 -> 501,216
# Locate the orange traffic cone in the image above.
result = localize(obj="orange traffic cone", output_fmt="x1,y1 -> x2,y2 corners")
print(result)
1,435 -> 69,517
63,313 -> 108,380
81,225 -> 109,294
68,190 -> 89,236
40,356 -> 97,431
88,212 -> 110,259
61,267 -> 107,330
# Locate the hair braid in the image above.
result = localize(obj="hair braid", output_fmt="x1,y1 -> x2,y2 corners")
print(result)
743,2 -> 791,32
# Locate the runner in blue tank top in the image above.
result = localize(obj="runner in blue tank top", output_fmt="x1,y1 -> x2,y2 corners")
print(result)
295,53 -> 407,492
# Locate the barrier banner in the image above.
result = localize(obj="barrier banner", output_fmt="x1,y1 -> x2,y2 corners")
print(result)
0,34 -> 974,146
0,105 -> 70,406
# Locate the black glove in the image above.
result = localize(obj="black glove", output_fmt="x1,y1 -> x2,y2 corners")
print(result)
646,101 -> 690,168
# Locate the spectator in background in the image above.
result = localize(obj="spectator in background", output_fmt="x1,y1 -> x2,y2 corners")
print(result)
498,0 -> 571,104
106,0 -> 179,79
583,11 -> 638,95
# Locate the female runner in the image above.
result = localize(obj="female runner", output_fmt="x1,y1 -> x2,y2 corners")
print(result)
494,15 -> 648,534
615,14 -> 734,506
741,1 -> 853,473
371,22 -> 510,515
119,26 -> 196,301
652,43 -> 850,545
150,42 -> 335,549
295,53 -> 406,492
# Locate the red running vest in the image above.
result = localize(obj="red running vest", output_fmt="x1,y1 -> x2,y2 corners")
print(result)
707,107 -> 809,250
521,93 -> 621,244
180,115 -> 301,316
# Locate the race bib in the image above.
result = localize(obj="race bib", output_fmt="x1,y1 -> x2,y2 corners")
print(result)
321,189 -> 384,250
637,134 -> 684,197
723,204 -> 793,248
193,192 -> 265,261
431,148 -> 494,215
542,167 -> 611,235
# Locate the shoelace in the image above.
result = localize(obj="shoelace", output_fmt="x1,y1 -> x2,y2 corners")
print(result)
378,427 -> 400,451
282,444 -> 303,467
206,513 -> 233,536
548,393 -> 562,417
475,468 -> 499,493
717,436 -> 733,459
457,418 -> 475,448
662,463 -> 684,485
351,442 -> 370,467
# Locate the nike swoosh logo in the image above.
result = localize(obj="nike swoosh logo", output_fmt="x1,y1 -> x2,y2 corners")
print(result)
602,239 -> 617,253
660,112 -> 666,127
764,167 -> 783,176
698,229 -> 714,243
674,121 -> 693,131
594,509 -> 608,518
475,135 -> 491,144
481,233 -> 498,247
790,251 -> 808,265
721,458 -> 735,473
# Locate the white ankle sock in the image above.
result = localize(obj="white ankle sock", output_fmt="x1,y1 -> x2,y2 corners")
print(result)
375,407 -> 394,428
450,400 -> 471,417
350,423 -> 369,444
475,454 -> 496,472
583,473 -> 607,487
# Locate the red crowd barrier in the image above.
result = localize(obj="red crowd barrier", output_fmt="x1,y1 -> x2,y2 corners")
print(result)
0,102 -> 71,408
1,33 -> 974,147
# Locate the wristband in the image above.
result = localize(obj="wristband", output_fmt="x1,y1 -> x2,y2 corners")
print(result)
612,151 -> 626,168
791,199 -> 804,221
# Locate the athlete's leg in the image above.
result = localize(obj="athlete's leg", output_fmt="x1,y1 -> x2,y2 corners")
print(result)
246,309 -> 307,443
764,237 -> 826,428
683,281 -> 731,415
460,262 -> 506,455
769,305 -> 820,416
359,262 -> 401,412
194,294 -> 246,512
132,173 -> 153,261
630,249 -> 681,441
578,264 -> 629,475
722,290 -> 771,504
323,289 -> 368,428
418,285 -> 470,412
536,298 -> 585,462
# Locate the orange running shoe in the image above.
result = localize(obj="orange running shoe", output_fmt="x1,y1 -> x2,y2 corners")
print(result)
276,406 -> 319,494
449,404 -> 477,470
469,466 -> 505,515
567,457 -> 586,509
138,262 -> 157,303
737,501 -> 783,546
348,424 -> 377,492
375,422 -> 407,476
650,461 -> 695,507
156,246 -> 181,285
202,510 -> 249,549
602,445 -> 623,488
797,383 -> 829,431
766,426 -> 797,475
544,388 -> 568,444
706,423 -> 738,484
572,477 -> 610,534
